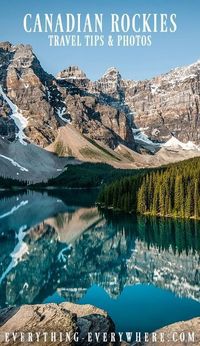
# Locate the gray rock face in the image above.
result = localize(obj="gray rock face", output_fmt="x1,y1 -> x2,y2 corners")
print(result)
0,136 -> 79,183
0,303 -> 116,345
56,72 -> 135,150
0,116 -> 16,141
58,61 -> 200,148
89,63 -> 200,145
0,42 -> 135,151
0,43 -> 60,147
122,61 -> 200,144
140,317 -> 200,346
57,66 -> 90,89
94,67 -> 123,100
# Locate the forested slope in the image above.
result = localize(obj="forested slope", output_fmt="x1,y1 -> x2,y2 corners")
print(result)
98,158 -> 200,219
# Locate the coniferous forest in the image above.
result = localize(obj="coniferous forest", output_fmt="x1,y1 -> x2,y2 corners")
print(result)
0,176 -> 28,188
98,157 -> 200,219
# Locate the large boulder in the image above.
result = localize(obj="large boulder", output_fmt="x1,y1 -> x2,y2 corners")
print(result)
140,317 -> 200,346
0,303 -> 116,345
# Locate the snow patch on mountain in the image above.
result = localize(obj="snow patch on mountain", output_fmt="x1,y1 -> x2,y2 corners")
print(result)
163,137 -> 200,151
0,154 -> 29,172
132,128 -> 161,147
57,107 -> 71,123
164,60 -> 200,85
151,84 -> 160,95
148,60 -> 200,95
132,128 -> 200,154
0,86 -> 28,145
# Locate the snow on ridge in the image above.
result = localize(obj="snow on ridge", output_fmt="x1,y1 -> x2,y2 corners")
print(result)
163,136 -> 200,151
149,60 -> 200,93
0,86 -> 28,145
0,154 -> 29,172
57,76 -> 86,80
57,107 -> 71,123
151,84 -> 160,95
163,60 -> 200,84
104,67 -> 119,75
132,128 -> 200,152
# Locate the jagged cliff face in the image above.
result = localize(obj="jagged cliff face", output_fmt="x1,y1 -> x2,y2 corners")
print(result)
87,63 -> 200,145
0,95 -> 16,140
56,66 -> 134,149
122,62 -> 200,144
57,65 -> 90,88
0,42 -> 135,150
57,60 -> 200,147
93,67 -> 124,101
0,42 -> 60,146
0,41 -> 200,155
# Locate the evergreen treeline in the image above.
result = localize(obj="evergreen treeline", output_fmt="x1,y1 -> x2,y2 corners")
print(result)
98,175 -> 143,212
0,163 -> 149,189
98,157 -> 200,219
0,175 -> 29,188
45,163 -> 150,188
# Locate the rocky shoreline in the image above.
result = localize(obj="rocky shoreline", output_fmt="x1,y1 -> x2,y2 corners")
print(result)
0,303 -> 115,345
0,303 -> 199,345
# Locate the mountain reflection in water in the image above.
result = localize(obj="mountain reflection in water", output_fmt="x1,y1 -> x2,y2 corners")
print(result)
0,189 -> 200,333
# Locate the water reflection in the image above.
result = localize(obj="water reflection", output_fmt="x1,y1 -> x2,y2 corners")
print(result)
0,190 -> 200,331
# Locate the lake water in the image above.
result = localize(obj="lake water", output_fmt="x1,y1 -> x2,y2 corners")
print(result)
0,189 -> 200,333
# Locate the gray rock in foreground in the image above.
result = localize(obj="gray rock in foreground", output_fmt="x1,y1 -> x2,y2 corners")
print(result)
138,317 -> 200,346
0,303 -> 116,345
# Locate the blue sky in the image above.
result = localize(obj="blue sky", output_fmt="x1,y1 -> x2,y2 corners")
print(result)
0,0 -> 199,80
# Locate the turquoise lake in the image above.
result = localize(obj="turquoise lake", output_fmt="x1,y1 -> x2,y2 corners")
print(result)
0,189 -> 200,333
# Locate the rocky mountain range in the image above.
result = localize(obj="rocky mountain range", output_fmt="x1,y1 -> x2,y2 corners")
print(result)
0,41 -> 200,178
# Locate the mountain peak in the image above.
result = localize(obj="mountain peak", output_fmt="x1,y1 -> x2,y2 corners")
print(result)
56,66 -> 88,81
0,41 -> 12,51
103,67 -> 121,78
